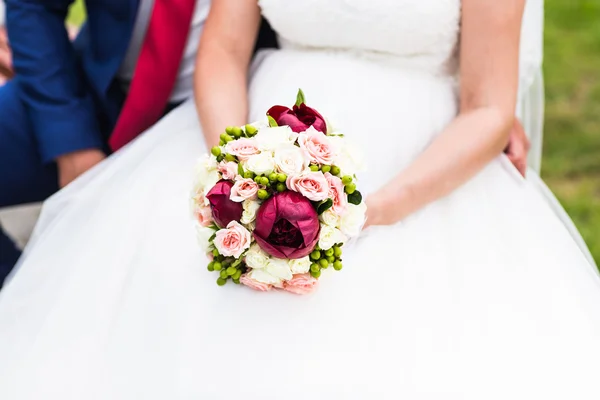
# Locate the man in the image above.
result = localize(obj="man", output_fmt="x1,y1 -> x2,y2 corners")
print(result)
0,0 -> 278,283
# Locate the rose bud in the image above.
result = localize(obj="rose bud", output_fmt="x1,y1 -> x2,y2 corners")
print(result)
253,191 -> 320,259
266,104 -> 327,134
206,180 -> 244,228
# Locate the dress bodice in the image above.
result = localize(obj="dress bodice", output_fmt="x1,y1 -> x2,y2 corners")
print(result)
259,0 -> 461,74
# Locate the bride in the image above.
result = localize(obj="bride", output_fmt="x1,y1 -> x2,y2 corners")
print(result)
1,0 -> 600,398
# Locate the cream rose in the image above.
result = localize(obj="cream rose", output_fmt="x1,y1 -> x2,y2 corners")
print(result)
254,126 -> 296,151
288,256 -> 312,274
241,200 -> 261,225
298,127 -> 337,165
318,225 -> 346,250
246,152 -> 276,175
340,202 -> 367,237
225,138 -> 260,161
244,244 -> 270,270
230,178 -> 259,202
213,221 -> 252,258
286,171 -> 330,201
195,225 -> 215,253
328,136 -> 365,176
319,209 -> 340,227
192,154 -> 220,195
248,258 -> 293,285
274,144 -> 310,176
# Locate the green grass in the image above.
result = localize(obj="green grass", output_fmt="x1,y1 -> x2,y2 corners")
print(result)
543,0 -> 600,263
66,1 -> 599,263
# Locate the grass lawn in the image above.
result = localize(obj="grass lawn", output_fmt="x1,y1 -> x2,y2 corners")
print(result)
67,1 -> 599,263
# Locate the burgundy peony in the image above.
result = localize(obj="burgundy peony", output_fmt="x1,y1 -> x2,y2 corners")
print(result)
206,180 -> 243,228
267,104 -> 327,133
253,191 -> 320,259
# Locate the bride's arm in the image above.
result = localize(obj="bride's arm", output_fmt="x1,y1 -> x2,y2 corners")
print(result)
194,0 -> 261,147
365,0 -> 526,227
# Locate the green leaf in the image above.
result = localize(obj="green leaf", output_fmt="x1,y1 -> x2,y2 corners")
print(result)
347,191 -> 363,205
208,233 -> 217,243
317,198 -> 333,215
231,258 -> 243,268
295,88 -> 306,107
267,115 -> 278,127
237,162 -> 245,176
208,224 -> 219,231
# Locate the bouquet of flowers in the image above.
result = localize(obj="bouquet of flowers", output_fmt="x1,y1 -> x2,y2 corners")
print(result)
190,90 -> 366,294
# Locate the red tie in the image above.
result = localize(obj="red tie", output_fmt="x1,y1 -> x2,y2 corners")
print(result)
109,0 -> 197,151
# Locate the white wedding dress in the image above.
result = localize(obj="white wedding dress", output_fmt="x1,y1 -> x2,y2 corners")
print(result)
1,0 -> 600,398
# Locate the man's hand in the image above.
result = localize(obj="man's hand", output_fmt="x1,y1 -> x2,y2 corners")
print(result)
0,26 -> 14,85
505,118 -> 530,177
56,149 -> 106,188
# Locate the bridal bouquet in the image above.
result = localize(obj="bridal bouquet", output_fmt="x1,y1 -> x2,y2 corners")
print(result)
190,90 -> 366,294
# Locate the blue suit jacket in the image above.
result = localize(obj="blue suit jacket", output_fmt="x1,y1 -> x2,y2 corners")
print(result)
5,0 -> 278,164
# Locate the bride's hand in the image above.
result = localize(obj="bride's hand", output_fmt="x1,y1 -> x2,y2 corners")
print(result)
363,195 -> 390,229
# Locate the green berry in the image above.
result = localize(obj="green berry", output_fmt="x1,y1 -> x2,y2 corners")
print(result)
232,278 -> 241,284
213,261 -> 222,271
268,172 -> 278,182
211,146 -> 222,157
224,153 -> 236,162
326,256 -> 335,263
331,165 -> 341,176
245,124 -> 258,136
345,183 -> 357,194
333,246 -> 343,258
231,126 -> 243,138
220,269 -> 229,279
310,250 -> 321,260
310,165 -> 319,172
218,140 -> 225,146
212,249 -> 220,257
260,177 -> 270,186
319,258 -> 329,268
220,132 -> 230,141
342,175 -> 353,185
244,171 -> 255,179
276,183 -> 286,192
232,270 -> 242,280
223,135 -> 234,143
324,248 -> 335,257
321,165 -> 331,173
225,126 -> 236,135
217,277 -> 227,286
276,173 -> 287,182
226,266 -> 237,276
333,261 -> 343,271
254,176 -> 262,184
257,189 -> 269,200
207,261 -> 215,272
310,269 -> 322,279
310,263 -> 320,273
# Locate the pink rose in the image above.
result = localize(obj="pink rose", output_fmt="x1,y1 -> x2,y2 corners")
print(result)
229,178 -> 259,202
214,221 -> 252,258
286,171 -> 330,202
324,172 -> 347,215
283,273 -> 318,295
240,273 -> 273,292
298,128 -> 336,165
225,138 -> 260,161
195,205 -> 213,227
218,161 -> 238,181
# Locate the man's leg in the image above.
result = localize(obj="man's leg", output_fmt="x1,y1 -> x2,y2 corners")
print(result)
0,80 -> 59,285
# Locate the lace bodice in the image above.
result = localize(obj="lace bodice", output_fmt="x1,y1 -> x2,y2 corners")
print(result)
259,0 -> 462,74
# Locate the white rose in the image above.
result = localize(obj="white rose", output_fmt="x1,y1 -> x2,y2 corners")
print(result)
244,244 -> 270,270
319,209 -> 341,227
246,152 -> 276,175
318,225 -> 346,251
192,154 -> 220,196
241,199 -> 261,225
249,258 -> 293,285
195,225 -> 215,253
274,144 -> 310,176
289,256 -> 312,274
328,136 -> 365,176
254,126 -> 295,151
340,203 -> 367,237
